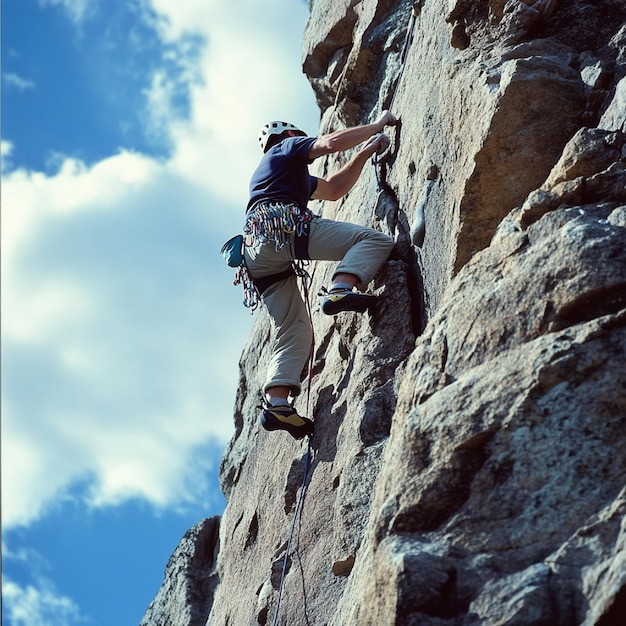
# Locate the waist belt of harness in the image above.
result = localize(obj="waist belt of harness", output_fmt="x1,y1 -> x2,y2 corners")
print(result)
253,267 -> 295,295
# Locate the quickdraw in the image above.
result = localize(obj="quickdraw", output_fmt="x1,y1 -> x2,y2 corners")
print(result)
245,201 -> 316,251
233,263 -> 261,311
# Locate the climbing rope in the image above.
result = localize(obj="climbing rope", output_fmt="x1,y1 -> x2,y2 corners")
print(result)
371,1 -> 420,184
271,263 -> 316,626
271,436 -> 312,626
270,8 -> 423,622
389,1 -> 420,112
328,1 -> 420,130
370,1 -> 422,228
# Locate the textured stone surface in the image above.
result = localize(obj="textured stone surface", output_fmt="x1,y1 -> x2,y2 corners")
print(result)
142,1 -> 626,625
140,517 -> 219,626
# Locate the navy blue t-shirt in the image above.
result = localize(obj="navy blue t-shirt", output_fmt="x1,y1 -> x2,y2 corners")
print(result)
247,136 -> 319,211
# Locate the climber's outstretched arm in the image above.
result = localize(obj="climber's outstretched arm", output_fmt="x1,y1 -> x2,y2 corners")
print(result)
308,110 -> 397,160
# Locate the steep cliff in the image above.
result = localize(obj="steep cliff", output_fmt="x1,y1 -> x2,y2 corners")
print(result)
143,1 -> 626,624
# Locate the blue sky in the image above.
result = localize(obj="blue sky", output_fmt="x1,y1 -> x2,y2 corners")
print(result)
1,0 -> 319,624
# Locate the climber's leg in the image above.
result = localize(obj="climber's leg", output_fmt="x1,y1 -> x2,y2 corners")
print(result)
307,218 -> 393,288
259,274 -> 313,398
307,218 -> 394,314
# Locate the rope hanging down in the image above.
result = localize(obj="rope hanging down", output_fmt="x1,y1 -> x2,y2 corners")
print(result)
388,1 -> 421,112
371,2 -> 421,228
372,1 -> 420,181
271,6 -> 422,623
271,266 -> 316,626
271,436 -> 313,626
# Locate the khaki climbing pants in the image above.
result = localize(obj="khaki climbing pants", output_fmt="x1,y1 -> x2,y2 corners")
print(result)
244,217 -> 394,396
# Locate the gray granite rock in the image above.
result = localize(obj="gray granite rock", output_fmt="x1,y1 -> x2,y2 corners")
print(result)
142,1 -> 626,625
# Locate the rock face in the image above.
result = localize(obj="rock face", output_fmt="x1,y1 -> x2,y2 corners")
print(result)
143,1 -> 626,625
140,518 -> 219,626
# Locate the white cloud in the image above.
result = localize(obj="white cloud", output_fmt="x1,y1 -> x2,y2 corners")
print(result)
4,72 -> 36,91
2,139 -> 15,173
2,0 -> 319,530
163,0 -> 320,201
38,0 -> 96,24
2,577 -> 85,626
2,544 -> 86,625
1,155 -> 253,527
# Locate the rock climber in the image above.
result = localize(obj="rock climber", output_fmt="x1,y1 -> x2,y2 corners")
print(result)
244,111 -> 398,439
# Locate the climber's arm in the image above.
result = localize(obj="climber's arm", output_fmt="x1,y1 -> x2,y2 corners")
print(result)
311,133 -> 390,201
308,110 -> 397,160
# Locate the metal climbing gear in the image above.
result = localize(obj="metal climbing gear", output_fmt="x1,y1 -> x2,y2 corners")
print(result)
372,154 -> 399,226
222,201 -> 317,311
245,201 -> 317,252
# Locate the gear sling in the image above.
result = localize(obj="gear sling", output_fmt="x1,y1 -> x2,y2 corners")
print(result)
221,220 -> 311,311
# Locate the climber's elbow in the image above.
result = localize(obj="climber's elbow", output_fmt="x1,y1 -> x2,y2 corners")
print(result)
311,178 -> 344,201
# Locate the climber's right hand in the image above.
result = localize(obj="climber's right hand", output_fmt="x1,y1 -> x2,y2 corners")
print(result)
375,110 -> 398,129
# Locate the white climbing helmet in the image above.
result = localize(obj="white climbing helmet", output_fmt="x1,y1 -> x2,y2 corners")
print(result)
258,121 -> 306,152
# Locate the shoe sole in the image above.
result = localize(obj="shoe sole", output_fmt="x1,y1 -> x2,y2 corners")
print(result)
322,293 -> 377,315
261,410 -> 314,439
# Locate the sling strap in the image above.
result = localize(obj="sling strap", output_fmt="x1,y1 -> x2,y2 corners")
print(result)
293,220 -> 311,260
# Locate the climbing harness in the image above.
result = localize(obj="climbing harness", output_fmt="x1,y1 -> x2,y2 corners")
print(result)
222,201 -> 318,311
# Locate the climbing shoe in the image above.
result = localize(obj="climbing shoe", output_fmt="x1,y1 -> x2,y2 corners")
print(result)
260,403 -> 314,440
320,287 -> 377,315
